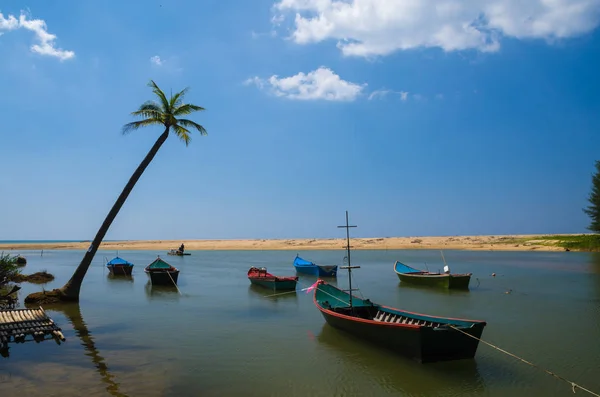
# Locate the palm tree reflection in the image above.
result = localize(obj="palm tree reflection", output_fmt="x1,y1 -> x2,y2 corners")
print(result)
39,303 -> 128,397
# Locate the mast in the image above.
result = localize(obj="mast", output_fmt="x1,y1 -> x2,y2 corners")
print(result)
338,210 -> 360,309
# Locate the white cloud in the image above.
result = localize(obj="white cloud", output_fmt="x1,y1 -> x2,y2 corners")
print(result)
246,67 -> 365,101
251,30 -> 277,39
273,0 -> 600,57
0,12 -> 74,60
368,89 -> 410,101
368,89 -> 391,100
150,55 -> 163,66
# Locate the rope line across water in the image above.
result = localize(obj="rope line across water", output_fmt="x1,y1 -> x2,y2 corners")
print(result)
450,326 -> 600,396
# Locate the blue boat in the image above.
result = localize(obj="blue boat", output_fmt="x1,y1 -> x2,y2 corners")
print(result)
106,256 -> 134,276
293,255 -> 337,277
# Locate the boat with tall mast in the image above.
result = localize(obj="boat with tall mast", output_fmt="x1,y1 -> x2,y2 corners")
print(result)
312,211 -> 487,363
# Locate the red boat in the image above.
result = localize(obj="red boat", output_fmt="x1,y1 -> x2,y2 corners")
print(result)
247,267 -> 298,291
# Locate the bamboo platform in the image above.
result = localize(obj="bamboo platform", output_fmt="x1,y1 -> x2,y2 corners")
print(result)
0,306 -> 66,355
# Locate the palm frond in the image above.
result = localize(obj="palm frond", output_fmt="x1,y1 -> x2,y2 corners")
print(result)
147,80 -> 170,111
131,101 -> 164,120
122,118 -> 163,134
177,118 -> 208,136
172,124 -> 191,146
173,103 -> 205,117
169,87 -> 189,110
132,100 -> 161,113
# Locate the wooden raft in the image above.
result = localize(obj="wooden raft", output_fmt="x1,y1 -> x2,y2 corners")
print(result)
0,306 -> 66,353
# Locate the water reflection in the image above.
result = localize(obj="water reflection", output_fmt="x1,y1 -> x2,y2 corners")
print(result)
107,274 -> 134,283
590,253 -> 600,275
317,323 -> 486,396
590,254 -> 600,305
144,282 -> 180,301
397,280 -> 472,296
247,284 -> 298,303
37,303 -> 128,397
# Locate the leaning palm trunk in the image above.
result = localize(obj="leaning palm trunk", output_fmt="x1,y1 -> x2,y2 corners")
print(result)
26,79 -> 206,304
59,128 -> 169,300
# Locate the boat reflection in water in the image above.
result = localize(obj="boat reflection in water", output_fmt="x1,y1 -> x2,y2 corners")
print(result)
317,323 -> 486,396
397,279 -> 472,296
106,273 -> 134,283
144,282 -> 180,302
247,284 -> 298,304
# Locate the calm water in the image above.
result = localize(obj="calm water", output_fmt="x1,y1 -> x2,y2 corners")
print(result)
1,249 -> 599,397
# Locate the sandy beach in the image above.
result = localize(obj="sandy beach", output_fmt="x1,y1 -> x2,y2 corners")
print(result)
0,235 -> 574,252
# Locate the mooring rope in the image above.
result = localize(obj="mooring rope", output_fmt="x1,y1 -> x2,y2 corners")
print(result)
450,326 -> 600,396
262,290 -> 299,298
167,272 -> 182,295
261,280 -> 351,307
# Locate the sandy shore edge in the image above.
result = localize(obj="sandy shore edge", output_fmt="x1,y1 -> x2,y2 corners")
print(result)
0,235 -> 575,252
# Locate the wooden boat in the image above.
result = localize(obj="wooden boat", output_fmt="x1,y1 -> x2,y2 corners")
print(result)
393,261 -> 471,289
167,249 -> 191,256
313,211 -> 487,363
247,267 -> 298,291
106,256 -> 134,276
293,255 -> 337,277
144,257 -> 179,286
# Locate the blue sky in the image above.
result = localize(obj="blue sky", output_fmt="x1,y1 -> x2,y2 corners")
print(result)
1,0 -> 600,240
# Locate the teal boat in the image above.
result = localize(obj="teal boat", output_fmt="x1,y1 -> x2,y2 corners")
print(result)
393,261 -> 471,289
313,212 -> 487,363
144,257 -> 179,286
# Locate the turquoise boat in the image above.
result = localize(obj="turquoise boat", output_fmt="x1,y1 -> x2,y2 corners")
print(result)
314,281 -> 486,363
293,255 -> 337,277
313,211 -> 487,363
393,261 -> 471,289
144,257 -> 179,286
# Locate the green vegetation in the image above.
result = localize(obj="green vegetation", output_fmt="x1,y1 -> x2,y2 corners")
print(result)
491,235 -> 600,251
534,234 -> 600,251
0,252 -> 21,286
26,80 -> 207,304
583,160 -> 600,233
0,253 -> 21,309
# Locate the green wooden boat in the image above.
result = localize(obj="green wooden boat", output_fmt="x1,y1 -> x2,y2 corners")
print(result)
393,261 -> 472,289
144,257 -> 179,286
314,281 -> 486,363
312,211 -> 486,363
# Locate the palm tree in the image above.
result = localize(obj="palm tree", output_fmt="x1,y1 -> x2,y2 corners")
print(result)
26,80 -> 207,303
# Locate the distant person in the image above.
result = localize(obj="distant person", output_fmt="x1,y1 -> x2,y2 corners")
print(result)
179,243 -> 185,254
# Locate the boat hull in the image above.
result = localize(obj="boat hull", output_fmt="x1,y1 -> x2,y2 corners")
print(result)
107,264 -> 133,276
167,251 -> 191,256
293,255 -> 337,277
294,264 -> 337,277
249,278 -> 297,291
396,273 -> 471,289
148,270 -> 179,286
319,310 -> 484,363
314,282 -> 485,363
247,267 -> 298,291
394,261 -> 471,289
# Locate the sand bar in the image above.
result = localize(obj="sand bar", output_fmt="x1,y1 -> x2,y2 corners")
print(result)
0,235 -> 575,252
